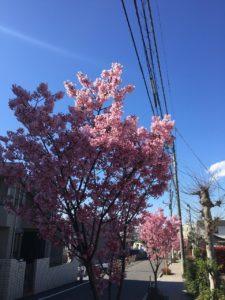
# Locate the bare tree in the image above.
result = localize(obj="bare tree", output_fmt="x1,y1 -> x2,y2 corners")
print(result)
190,180 -> 221,291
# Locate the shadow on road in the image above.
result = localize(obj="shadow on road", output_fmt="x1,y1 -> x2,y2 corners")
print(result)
102,279 -> 149,300
156,281 -> 190,300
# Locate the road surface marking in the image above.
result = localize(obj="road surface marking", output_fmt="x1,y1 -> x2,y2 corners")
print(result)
38,282 -> 89,300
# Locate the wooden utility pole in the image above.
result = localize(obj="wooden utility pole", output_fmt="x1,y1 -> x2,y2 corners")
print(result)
186,203 -> 195,257
186,204 -> 193,230
172,144 -> 185,274
169,188 -> 173,218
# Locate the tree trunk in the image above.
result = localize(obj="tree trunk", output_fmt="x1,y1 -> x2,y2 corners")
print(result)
153,270 -> 158,288
149,259 -> 159,288
116,226 -> 128,300
116,255 -> 126,300
200,188 -> 216,291
107,281 -> 112,300
86,263 -> 100,300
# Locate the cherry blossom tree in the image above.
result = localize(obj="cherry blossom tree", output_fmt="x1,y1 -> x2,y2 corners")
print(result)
0,63 -> 174,300
139,209 -> 180,287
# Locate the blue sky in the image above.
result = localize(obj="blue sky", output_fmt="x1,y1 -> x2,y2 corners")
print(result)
1,0 -> 225,221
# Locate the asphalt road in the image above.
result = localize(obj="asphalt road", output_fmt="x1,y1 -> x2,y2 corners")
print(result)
20,260 -> 162,300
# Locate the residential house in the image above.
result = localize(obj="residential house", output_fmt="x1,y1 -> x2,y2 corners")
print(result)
0,175 -> 78,300
196,219 -> 225,246
214,220 -> 225,245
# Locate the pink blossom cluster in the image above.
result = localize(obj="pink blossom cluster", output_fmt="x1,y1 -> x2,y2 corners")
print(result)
0,63 -> 174,298
139,208 -> 180,261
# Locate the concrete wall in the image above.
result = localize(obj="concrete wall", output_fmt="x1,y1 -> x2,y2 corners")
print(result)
34,258 -> 78,294
0,258 -> 78,299
0,259 -> 26,300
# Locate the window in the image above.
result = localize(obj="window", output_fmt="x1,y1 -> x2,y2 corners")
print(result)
7,185 -> 26,207
0,177 -> 8,205
14,186 -> 26,207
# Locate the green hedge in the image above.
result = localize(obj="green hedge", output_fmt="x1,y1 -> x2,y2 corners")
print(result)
184,257 -> 225,300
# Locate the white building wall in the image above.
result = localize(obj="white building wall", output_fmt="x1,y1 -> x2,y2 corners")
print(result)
0,259 -> 26,300
218,226 -> 225,235
34,258 -> 78,294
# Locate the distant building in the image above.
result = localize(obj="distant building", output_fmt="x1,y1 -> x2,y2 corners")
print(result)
214,220 -> 225,245
0,175 -> 78,300
132,241 -> 145,251
196,219 -> 225,246
183,224 -> 193,240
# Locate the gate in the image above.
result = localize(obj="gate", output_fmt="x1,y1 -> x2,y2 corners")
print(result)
23,262 -> 35,295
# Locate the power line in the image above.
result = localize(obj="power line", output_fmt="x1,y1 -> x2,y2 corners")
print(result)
121,0 -> 186,271
137,1 -> 225,221
134,0 -> 177,213
143,0 -> 185,260
155,0 -> 172,100
180,201 -> 200,222
176,127 -> 208,171
121,0 -> 155,115
175,127 -> 225,193
133,0 -> 163,117
146,0 -> 169,114
133,0 -> 157,111
141,0 -> 158,91
183,199 -> 201,214
145,2 -> 225,198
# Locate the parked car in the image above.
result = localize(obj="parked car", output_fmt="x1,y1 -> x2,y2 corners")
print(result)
129,248 -> 147,260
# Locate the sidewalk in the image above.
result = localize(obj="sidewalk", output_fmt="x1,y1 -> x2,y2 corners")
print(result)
157,261 -> 190,300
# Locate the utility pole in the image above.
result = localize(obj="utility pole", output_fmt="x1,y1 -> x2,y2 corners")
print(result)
169,188 -> 173,218
172,143 -> 185,274
186,203 -> 195,257
186,204 -> 193,230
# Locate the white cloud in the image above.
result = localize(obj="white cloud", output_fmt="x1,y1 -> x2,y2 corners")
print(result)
208,160 -> 225,179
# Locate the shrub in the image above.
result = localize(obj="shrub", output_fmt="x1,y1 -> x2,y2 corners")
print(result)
184,256 -> 225,300
195,259 -> 212,293
184,257 -> 199,296
196,288 -> 225,300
